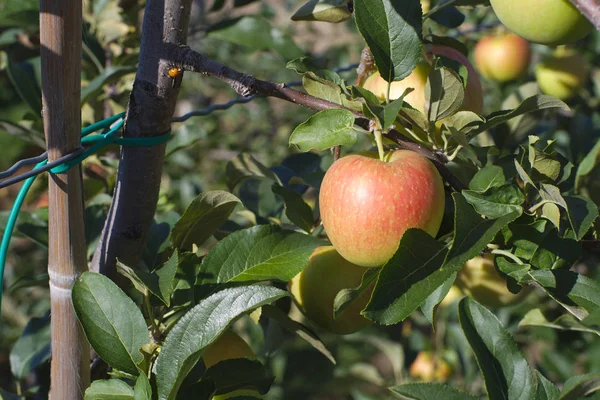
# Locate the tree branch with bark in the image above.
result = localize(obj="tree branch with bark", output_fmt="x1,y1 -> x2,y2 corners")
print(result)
569,0 -> 600,30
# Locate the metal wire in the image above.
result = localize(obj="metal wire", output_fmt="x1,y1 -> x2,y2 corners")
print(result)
0,152 -> 49,180
0,147 -> 85,189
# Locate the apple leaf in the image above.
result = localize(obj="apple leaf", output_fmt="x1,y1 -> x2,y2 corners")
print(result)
362,229 -> 449,325
334,267 -> 380,320
426,60 -> 465,122
271,184 -> 315,233
462,184 -> 524,219
171,191 -> 241,251
155,286 -> 288,400
575,137 -> 600,206
197,225 -> 323,288
286,56 -> 343,85
289,109 -> 357,152
390,382 -> 478,400
420,273 -> 456,325
354,0 -> 422,82
9,313 -> 51,380
134,374 -> 152,400
535,371 -> 560,400
261,305 -> 335,364
519,308 -> 600,337
458,297 -> 536,400
468,95 -> 569,138
193,358 -> 273,398
291,0 -> 353,23
468,165 -> 508,193
560,373 -> 600,400
85,379 -> 134,399
225,153 -> 281,191
72,272 -> 149,376
564,195 -> 598,241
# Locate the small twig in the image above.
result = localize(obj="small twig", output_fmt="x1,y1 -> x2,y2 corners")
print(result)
333,146 -> 341,161
355,46 -> 375,87
173,46 -> 466,192
568,0 -> 600,31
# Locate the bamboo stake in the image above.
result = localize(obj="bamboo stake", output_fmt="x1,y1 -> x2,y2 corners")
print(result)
40,0 -> 90,398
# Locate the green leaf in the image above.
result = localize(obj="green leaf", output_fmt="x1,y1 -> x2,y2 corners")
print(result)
575,138 -> 600,205
155,286 -> 288,400
171,191 -> 241,250
462,184 -> 524,219
458,297 -> 536,400
382,97 -> 406,131
85,380 -> 134,400
426,62 -> 465,121
469,165 -> 508,193
9,313 -> 51,379
354,0 -> 422,82
6,56 -> 42,117
535,371 -> 560,400
469,95 -> 569,138
81,66 -> 137,104
72,272 -> 149,375
261,305 -> 335,364
0,388 -> 21,400
362,229 -> 449,325
225,153 -> 281,191
420,273 -> 456,325
289,109 -> 357,152
199,358 -> 273,397
271,185 -> 314,233
207,16 -> 303,60
291,0 -> 353,23
286,57 -> 343,85
134,374 -> 152,400
334,267 -> 379,319
390,383 -> 477,400
519,308 -> 600,337
561,373 -> 600,400
564,195 -> 598,240
198,225 -> 323,287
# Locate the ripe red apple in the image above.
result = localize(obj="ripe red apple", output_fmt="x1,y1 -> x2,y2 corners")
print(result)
319,150 -> 445,267
363,45 -> 484,115
474,33 -> 531,82
489,0 -> 593,45
289,246 -> 373,335
535,47 -> 587,101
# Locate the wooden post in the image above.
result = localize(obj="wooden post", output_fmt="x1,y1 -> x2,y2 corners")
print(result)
40,0 -> 90,398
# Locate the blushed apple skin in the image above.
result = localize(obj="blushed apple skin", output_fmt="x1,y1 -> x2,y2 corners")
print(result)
363,45 -> 484,115
489,0 -> 593,45
474,33 -> 531,82
319,150 -> 445,268
535,47 -> 587,101
289,246 -> 373,335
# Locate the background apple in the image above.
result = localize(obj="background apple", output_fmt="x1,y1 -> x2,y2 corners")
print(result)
489,0 -> 593,45
535,47 -> 587,101
409,352 -> 452,382
363,45 -> 484,115
203,331 -> 263,399
474,32 -> 531,82
319,150 -> 445,267
455,255 -> 526,308
289,246 -> 373,335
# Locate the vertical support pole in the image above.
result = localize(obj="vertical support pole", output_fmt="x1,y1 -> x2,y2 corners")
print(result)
39,0 -> 90,398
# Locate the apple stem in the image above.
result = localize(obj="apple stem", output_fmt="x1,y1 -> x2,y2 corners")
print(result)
386,81 -> 392,104
374,129 -> 385,161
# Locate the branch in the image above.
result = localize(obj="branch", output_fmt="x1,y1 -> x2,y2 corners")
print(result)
568,0 -> 600,30
173,46 -> 466,191
91,0 -> 193,279
355,46 -> 375,87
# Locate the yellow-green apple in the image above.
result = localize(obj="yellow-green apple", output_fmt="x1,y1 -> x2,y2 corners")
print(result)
474,33 -> 531,82
489,0 -> 593,45
203,331 -> 263,399
319,150 -> 445,267
439,285 -> 464,307
535,47 -> 587,100
409,352 -> 452,382
455,255 -> 526,308
289,246 -> 373,334
363,45 -> 484,115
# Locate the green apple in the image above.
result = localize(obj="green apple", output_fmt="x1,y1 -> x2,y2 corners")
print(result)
489,0 -> 593,45
289,246 -> 373,334
319,150 -> 445,267
409,352 -> 452,382
535,47 -> 587,100
455,255 -> 526,308
202,331 -> 263,399
474,32 -> 531,82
